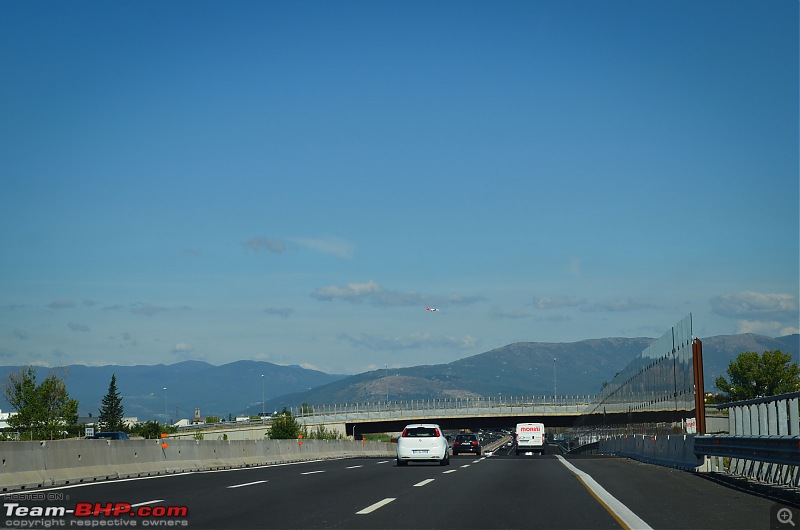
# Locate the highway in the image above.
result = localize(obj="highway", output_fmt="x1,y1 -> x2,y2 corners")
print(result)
4,447 -> 794,529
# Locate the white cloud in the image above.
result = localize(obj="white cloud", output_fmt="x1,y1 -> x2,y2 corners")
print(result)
734,320 -> 783,335
171,343 -> 202,361
710,291 -> 798,320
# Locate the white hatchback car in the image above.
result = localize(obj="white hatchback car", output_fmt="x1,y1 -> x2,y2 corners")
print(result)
396,423 -> 450,466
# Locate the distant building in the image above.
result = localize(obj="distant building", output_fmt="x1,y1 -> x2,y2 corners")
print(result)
191,407 -> 205,425
0,409 -> 17,430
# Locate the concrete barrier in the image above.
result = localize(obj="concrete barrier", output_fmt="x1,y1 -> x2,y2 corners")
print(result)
0,438 -> 395,492
598,434 -> 705,471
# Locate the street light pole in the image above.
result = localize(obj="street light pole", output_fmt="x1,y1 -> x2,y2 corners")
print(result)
261,374 -> 265,417
385,364 -> 388,402
553,358 -> 557,400
163,387 -> 168,425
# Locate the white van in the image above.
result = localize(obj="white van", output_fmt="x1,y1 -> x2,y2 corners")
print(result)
515,422 -> 545,455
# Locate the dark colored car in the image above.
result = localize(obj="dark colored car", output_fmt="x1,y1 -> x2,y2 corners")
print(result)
452,433 -> 481,456
90,431 -> 130,440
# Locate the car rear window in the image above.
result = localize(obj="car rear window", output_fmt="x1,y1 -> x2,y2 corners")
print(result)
403,427 -> 439,437
455,434 -> 476,442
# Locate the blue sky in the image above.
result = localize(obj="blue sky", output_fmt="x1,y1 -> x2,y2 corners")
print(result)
1,1 -> 797,375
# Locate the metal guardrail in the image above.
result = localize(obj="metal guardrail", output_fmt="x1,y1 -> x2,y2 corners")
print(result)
696,393 -> 800,489
694,435 -> 800,466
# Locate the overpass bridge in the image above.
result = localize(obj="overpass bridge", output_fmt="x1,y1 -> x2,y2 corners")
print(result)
173,395 -> 596,440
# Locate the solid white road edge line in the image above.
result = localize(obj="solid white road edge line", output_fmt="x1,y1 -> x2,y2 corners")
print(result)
556,455 -> 652,530
356,498 -> 396,515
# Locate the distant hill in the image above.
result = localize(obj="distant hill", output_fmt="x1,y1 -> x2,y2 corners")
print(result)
260,333 -> 799,413
0,360 -> 346,423
0,333 -> 796,421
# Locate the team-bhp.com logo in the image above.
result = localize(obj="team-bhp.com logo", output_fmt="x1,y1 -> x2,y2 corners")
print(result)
5,501 -> 189,527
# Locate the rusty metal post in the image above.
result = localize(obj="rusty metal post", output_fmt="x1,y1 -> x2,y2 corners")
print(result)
692,338 -> 706,435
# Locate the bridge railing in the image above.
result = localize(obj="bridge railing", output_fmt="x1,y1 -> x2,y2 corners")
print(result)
290,395 -> 597,421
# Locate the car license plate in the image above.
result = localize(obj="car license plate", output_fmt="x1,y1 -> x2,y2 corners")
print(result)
412,449 -> 428,454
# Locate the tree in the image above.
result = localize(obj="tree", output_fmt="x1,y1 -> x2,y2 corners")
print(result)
133,420 -> 163,439
715,350 -> 800,401
98,374 -> 125,432
3,367 -> 79,439
268,408 -> 302,439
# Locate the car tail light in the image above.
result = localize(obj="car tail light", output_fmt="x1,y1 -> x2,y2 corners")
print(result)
401,428 -> 409,438
434,428 -> 440,437
471,441 -> 478,446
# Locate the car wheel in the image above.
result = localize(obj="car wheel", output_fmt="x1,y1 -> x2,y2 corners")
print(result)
397,459 -> 408,466
439,455 -> 448,466
477,451 -> 481,457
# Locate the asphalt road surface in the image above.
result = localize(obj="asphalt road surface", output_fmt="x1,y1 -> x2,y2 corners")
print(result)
3,448 -> 797,529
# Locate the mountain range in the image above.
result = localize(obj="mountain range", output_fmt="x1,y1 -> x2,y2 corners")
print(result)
0,333 -> 796,422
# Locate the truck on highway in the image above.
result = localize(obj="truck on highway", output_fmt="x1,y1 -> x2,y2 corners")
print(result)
515,422 -> 545,455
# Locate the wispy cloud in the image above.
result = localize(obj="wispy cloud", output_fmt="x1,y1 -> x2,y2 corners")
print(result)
131,303 -> 169,317
339,332 -> 478,351
312,280 -> 383,303
264,307 -> 294,318
48,299 -> 76,309
242,236 -> 287,253
533,295 -> 658,312
490,308 -> 531,320
312,280 -> 484,308
580,299 -> 660,312
290,236 -> 354,259
534,296 -> 585,310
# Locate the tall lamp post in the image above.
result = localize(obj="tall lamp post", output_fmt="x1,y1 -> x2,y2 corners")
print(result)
553,358 -> 557,401
385,364 -> 389,402
261,374 -> 265,417
163,387 -> 168,425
